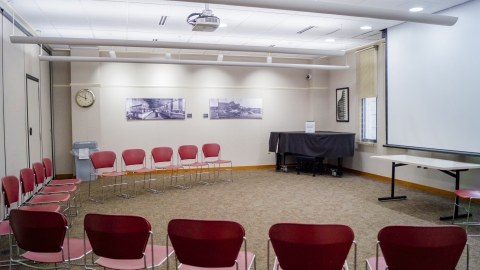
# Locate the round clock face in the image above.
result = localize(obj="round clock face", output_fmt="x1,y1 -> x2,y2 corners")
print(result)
75,89 -> 95,107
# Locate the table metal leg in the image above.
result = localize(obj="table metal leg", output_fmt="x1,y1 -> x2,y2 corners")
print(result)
378,162 -> 407,201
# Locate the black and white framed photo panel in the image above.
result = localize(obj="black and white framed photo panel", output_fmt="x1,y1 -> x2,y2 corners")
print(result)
336,87 -> 349,122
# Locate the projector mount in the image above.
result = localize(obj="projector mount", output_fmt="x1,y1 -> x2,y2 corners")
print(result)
186,3 -> 220,32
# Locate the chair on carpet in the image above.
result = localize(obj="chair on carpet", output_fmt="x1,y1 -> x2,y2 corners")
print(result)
267,223 -> 355,270
8,209 -> 92,269
202,143 -> 233,182
178,145 -> 211,186
151,146 -> 186,190
89,151 -> 128,203
19,168 -> 72,222
32,162 -> 79,216
167,219 -> 256,270
122,148 -> 158,197
43,158 -> 82,207
366,225 -> 468,270
83,213 -> 173,270
452,189 -> 480,236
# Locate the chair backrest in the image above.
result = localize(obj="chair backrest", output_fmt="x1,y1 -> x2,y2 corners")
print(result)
32,162 -> 46,185
202,143 -> 221,159
178,145 -> 198,161
269,223 -> 354,270
122,149 -> 146,167
19,168 -> 35,194
90,151 -> 117,170
9,209 -> 67,253
2,175 -> 19,208
152,147 -> 174,163
167,219 -> 245,268
84,213 -> 151,260
378,225 -> 467,270
42,158 -> 53,178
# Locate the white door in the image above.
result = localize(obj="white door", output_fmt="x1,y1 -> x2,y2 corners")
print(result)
26,75 -> 41,167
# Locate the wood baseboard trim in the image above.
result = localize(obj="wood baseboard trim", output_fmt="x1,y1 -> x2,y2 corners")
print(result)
344,168 -> 455,198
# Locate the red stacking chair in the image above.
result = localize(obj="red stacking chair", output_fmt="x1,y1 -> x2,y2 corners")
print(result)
8,209 -> 92,268
152,147 -> 186,190
89,151 -> 128,203
43,158 -> 81,185
366,225 -> 468,270
452,189 -> 480,236
32,162 -> 79,216
122,149 -> 158,197
202,143 -> 233,182
19,168 -> 72,223
268,223 -> 355,270
167,219 -> 256,270
84,213 -> 173,269
178,145 -> 211,186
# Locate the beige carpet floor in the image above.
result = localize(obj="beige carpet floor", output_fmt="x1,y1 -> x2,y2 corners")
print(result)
3,168 -> 479,269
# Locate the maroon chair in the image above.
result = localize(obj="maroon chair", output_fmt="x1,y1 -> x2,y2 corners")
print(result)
89,151 -> 128,203
84,213 -> 173,269
202,143 -> 233,182
43,158 -> 81,185
366,225 -> 468,270
151,147 -> 185,190
122,149 -> 158,197
167,219 -> 256,270
452,189 -> 480,236
268,223 -> 355,270
19,168 -> 72,223
178,145 -> 211,186
8,209 -> 92,268
33,162 -> 78,216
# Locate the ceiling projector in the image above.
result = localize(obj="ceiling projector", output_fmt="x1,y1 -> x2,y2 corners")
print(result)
187,4 -> 220,32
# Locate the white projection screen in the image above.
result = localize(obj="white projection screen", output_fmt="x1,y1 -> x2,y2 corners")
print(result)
386,0 -> 480,156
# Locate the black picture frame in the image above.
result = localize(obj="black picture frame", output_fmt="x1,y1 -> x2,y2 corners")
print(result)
336,87 -> 349,122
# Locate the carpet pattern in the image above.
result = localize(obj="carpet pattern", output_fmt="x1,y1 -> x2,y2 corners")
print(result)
3,168 -> 479,269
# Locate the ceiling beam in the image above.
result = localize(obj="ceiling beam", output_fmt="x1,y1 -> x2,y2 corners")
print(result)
168,0 -> 458,26
11,36 -> 345,57
38,56 -> 350,70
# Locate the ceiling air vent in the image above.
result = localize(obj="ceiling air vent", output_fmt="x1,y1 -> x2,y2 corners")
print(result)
297,26 -> 315,34
325,29 -> 341,35
159,16 -> 168,25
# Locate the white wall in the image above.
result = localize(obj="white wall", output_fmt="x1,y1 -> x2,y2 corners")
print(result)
325,45 -> 480,191
68,50 -> 323,167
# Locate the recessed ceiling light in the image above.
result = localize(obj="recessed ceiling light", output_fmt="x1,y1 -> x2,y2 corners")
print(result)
219,23 -> 228,28
361,26 -> 372,30
409,7 -> 423,12
325,38 -> 335,42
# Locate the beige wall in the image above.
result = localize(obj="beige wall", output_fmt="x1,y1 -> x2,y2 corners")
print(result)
325,45 -> 480,191
66,50 -> 325,168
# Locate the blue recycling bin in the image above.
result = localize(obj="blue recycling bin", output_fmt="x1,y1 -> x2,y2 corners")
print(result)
71,141 -> 99,181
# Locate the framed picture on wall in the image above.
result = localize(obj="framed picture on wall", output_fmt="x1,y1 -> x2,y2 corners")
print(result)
126,98 -> 185,120
209,98 -> 263,119
336,87 -> 349,122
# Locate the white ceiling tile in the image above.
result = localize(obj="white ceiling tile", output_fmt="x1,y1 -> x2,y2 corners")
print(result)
80,0 -> 128,24
93,30 -> 127,40
216,36 -> 253,45
90,22 -> 127,32
56,28 -> 94,38
49,19 -> 91,30
244,38 -> 283,47
187,35 -> 224,44
34,0 -> 86,21
37,28 -> 61,37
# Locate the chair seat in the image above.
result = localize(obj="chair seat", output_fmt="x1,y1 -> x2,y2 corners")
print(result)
94,171 -> 126,177
156,164 -> 183,170
127,167 -> 156,174
19,204 -> 62,213
49,179 -> 81,185
210,159 -> 232,164
0,221 -> 9,236
23,238 -> 92,263
183,162 -> 208,167
42,185 -> 78,193
366,257 -> 388,270
273,256 -> 349,270
95,245 -> 173,270
454,190 -> 480,199
30,193 -> 70,203
179,251 -> 255,270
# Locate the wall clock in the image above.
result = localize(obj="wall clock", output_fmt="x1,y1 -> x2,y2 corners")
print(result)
75,89 -> 95,108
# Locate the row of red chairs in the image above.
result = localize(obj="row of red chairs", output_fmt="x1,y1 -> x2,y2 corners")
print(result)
4,210 -> 471,270
88,143 -> 233,203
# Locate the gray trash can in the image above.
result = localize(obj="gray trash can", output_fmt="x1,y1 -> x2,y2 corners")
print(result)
71,141 -> 99,181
